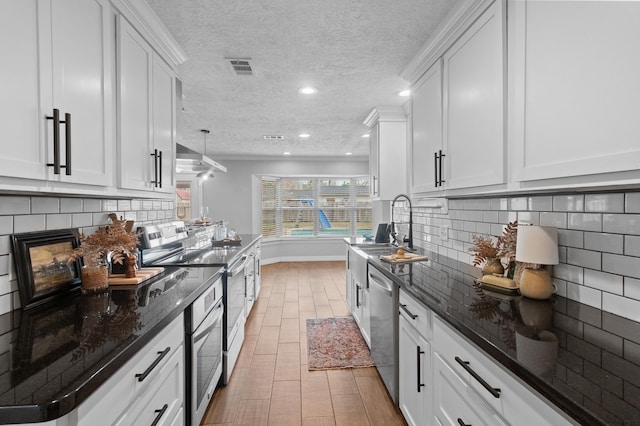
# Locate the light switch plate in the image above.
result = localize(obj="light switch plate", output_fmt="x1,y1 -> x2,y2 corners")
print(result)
440,225 -> 449,241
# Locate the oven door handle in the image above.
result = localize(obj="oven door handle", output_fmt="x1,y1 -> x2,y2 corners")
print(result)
193,302 -> 224,347
227,254 -> 249,277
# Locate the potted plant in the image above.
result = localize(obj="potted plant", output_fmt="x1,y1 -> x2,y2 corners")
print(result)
469,221 -> 518,276
69,215 -> 140,293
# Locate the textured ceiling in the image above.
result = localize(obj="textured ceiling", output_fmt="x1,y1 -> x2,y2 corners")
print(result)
145,0 -> 458,160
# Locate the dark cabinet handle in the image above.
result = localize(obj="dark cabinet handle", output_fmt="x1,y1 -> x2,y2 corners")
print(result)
46,109 -> 72,175
457,418 -> 471,426
151,149 -> 159,187
400,303 -> 418,320
438,149 -> 445,186
158,150 -> 163,188
434,151 -> 438,187
150,403 -> 168,426
63,112 -> 71,175
417,345 -> 425,393
136,347 -> 170,382
455,356 -> 501,398
372,176 -> 378,195
356,284 -> 361,308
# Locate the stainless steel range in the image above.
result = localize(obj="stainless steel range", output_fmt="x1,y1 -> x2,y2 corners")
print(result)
137,221 -> 253,423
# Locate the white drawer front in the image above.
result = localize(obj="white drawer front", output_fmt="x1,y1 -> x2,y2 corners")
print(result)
399,289 -> 432,340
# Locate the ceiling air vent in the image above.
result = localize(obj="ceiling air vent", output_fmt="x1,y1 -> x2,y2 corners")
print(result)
263,135 -> 284,141
227,57 -> 254,76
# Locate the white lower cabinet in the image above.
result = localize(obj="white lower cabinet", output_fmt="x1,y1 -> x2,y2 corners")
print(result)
398,290 -> 431,426
76,313 -> 185,426
433,317 -> 574,426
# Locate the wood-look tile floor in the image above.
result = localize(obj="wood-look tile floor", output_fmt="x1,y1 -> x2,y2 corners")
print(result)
201,261 -> 407,426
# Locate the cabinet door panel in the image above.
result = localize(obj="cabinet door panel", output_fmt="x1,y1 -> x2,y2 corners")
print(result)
50,0 -> 112,186
512,1 -> 640,181
443,0 -> 504,190
118,17 -> 153,191
411,60 -> 442,195
399,315 -> 430,426
0,0 -> 46,180
152,55 -> 175,193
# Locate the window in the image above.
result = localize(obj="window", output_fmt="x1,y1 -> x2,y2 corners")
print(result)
261,176 -> 371,239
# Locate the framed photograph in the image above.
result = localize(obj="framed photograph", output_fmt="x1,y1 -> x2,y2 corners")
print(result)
12,229 -> 83,309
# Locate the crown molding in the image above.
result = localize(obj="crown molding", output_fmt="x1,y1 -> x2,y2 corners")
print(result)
363,106 -> 407,128
111,0 -> 187,68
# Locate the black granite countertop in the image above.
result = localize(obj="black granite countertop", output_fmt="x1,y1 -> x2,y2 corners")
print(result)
366,249 -> 640,426
0,265 -> 223,424
148,234 -> 262,267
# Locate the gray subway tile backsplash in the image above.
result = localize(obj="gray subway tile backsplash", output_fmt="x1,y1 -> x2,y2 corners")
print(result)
403,190 -> 640,321
0,195 -> 175,314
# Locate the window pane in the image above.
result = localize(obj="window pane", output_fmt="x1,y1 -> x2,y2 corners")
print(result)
281,178 -> 314,237
356,207 -> 372,236
318,209 -> 350,236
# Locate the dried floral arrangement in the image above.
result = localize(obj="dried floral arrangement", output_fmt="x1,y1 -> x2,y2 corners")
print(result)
469,221 -> 518,267
69,214 -> 140,267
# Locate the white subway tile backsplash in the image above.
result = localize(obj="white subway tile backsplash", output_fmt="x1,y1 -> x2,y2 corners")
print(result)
103,200 -> 118,211
0,294 -> 11,316
603,214 -> 640,235
0,276 -> 10,296
118,200 -> 131,211
568,213 -> 602,232
92,213 -> 109,225
14,215 -> 45,233
498,211 -> 517,224
567,282 -> 602,309
476,222 -> 490,234
558,229 -> 584,249
584,232 -> 623,255
586,193 -> 625,213
482,211 -> 498,223
31,197 -> 59,214
72,213 -> 93,228
567,248 -> 601,270
491,198 -> 508,210
553,195 -> 584,212
584,269 -> 623,295
46,214 -> 72,230
0,236 -> 10,255
602,253 -> 640,280
510,197 -> 528,211
60,198 -> 83,213
528,195 -> 553,211
554,278 -> 568,297
0,256 -> 8,277
83,199 -> 101,212
625,193 -> 640,213
0,217 -> 12,235
624,235 -> 640,257
517,211 -> 540,225
0,197 -> 30,215
142,200 -> 153,210
602,293 -> 640,322
554,263 -> 584,284
152,201 -> 162,210
540,212 -> 567,228
624,277 -> 640,301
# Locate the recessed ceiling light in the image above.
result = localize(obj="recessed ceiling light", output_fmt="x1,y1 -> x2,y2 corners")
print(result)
298,86 -> 318,95
283,152 -> 291,156
345,152 -> 353,156
298,133 -> 310,138
397,89 -> 411,97
362,134 -> 370,138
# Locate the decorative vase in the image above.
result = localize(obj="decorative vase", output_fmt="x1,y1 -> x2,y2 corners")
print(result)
482,257 -> 504,276
81,265 -> 109,293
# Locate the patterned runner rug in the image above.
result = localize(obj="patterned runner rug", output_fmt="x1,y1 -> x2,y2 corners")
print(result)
306,316 -> 374,370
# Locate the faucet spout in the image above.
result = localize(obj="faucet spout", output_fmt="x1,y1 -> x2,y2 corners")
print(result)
391,194 -> 413,250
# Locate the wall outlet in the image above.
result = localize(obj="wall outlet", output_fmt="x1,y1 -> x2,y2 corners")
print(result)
440,225 -> 449,241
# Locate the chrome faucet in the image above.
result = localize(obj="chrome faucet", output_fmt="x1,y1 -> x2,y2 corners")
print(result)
391,194 -> 413,250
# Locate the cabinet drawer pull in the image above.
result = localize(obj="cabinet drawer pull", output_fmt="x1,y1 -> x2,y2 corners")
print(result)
438,149 -> 445,186
63,112 -> 71,175
158,149 -> 163,188
136,347 -> 170,382
356,284 -> 361,308
457,418 -> 471,426
150,403 -> 168,426
46,108 -> 61,174
417,345 -> 425,392
434,151 -> 438,187
400,303 -> 418,320
150,149 -> 159,187
455,356 -> 501,398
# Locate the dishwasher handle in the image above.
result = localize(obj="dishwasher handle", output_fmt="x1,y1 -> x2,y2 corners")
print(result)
227,254 -> 249,277
368,270 -> 393,296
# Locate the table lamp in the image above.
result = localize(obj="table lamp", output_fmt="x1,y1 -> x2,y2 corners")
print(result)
515,225 -> 559,299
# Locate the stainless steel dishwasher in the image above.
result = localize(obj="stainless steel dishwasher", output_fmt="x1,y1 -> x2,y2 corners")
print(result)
368,262 -> 399,405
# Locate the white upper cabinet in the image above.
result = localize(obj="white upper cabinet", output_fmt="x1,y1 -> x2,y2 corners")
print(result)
442,0 -> 505,190
0,0 -> 113,187
364,107 -> 407,200
117,15 -> 176,194
410,60 -> 443,196
509,0 -> 640,185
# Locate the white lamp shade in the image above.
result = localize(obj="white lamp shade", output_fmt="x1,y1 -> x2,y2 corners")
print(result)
515,225 -> 559,265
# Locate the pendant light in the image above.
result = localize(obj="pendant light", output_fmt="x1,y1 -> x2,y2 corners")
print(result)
196,129 -> 215,179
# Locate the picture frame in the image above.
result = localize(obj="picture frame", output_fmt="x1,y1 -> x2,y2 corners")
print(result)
12,229 -> 83,309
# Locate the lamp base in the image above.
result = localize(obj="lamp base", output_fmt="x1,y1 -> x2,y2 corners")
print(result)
519,268 -> 554,300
